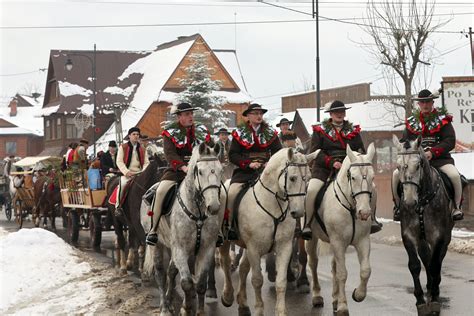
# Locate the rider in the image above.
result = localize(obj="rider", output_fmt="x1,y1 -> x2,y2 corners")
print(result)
392,89 -> 463,221
100,140 -> 118,178
215,128 -> 231,164
301,100 -> 382,240
277,118 -> 304,152
115,127 -> 150,217
145,102 -> 213,246
227,103 -> 282,240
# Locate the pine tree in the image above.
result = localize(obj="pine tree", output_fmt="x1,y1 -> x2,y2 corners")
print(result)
175,52 -> 232,131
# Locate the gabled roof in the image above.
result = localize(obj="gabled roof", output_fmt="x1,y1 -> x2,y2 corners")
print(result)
0,94 -> 44,136
42,49 -> 149,116
93,34 -> 252,152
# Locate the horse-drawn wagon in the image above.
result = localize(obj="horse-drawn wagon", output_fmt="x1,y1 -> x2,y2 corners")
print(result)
58,168 -> 110,249
0,160 -> 12,221
11,156 -> 63,229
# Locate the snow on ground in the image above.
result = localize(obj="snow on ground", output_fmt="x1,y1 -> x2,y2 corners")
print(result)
0,228 -> 106,314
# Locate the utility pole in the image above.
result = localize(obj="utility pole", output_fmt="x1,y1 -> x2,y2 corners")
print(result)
312,0 -> 321,122
470,27 -> 473,74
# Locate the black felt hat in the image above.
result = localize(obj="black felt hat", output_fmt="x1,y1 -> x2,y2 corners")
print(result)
79,139 -> 89,145
281,131 -> 297,142
108,140 -> 117,147
324,100 -> 351,113
127,127 -> 141,136
412,89 -> 439,101
174,102 -> 197,114
242,103 -> 268,117
276,118 -> 293,127
214,128 -> 231,135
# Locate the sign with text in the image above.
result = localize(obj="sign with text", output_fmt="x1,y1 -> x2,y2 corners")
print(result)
442,80 -> 474,151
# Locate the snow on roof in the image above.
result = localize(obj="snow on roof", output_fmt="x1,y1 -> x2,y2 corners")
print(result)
40,104 -> 60,117
103,84 -> 137,98
58,81 -> 92,97
452,152 -> 473,180
0,102 -> 44,136
19,95 -> 44,107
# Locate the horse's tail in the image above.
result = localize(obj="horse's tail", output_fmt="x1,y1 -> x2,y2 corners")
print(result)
317,240 -> 332,257
143,244 -> 156,277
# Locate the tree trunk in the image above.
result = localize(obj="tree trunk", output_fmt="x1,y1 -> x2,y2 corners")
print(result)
404,80 -> 413,119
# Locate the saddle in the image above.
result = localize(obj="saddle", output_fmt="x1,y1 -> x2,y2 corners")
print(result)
108,179 -> 135,206
436,169 -> 467,202
143,182 -> 179,216
227,181 -> 254,240
312,180 -> 333,236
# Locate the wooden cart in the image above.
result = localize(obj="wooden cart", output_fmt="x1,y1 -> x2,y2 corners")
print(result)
58,169 -> 108,249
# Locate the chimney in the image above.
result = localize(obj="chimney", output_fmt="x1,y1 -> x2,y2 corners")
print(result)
9,98 -> 17,117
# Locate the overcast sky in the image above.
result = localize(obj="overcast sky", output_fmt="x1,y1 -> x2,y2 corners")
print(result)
1,0 -> 472,118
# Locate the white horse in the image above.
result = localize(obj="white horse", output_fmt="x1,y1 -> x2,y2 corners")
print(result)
305,143 -> 376,316
219,148 -> 320,316
142,142 -> 225,316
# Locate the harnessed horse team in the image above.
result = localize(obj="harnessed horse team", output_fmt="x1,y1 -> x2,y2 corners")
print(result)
109,89 -> 464,316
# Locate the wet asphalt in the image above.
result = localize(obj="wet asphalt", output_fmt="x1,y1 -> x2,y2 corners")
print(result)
2,212 -> 473,316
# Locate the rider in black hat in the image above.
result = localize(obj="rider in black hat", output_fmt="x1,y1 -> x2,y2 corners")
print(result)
392,89 -> 463,221
100,140 -> 118,177
277,117 -> 304,151
215,128 -> 231,164
302,100 -> 382,240
146,102 -> 213,245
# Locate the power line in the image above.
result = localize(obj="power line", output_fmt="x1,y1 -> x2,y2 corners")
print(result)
0,68 -> 47,77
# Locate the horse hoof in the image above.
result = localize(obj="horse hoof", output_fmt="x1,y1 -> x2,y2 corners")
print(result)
429,302 -> 441,315
238,306 -> 251,316
416,303 -> 429,316
312,295 -> 324,307
119,268 -> 127,276
206,288 -> 217,298
221,295 -> 234,307
332,301 -> 338,312
352,288 -> 365,302
335,310 -> 349,316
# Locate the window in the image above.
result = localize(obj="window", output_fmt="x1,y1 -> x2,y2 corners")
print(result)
45,120 -> 51,140
66,117 -> 78,139
5,141 -> 16,155
227,112 -> 237,128
56,117 -> 62,139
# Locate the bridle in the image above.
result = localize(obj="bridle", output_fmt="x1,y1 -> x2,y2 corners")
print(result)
397,150 -> 423,191
254,160 -> 309,253
177,156 -> 222,256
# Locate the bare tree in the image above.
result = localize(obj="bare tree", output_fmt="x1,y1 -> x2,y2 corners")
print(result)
362,0 -> 449,117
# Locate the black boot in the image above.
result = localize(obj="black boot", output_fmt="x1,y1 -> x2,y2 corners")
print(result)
227,227 -> 239,241
146,232 -> 158,246
393,205 -> 400,222
216,234 -> 224,247
452,208 -> 464,221
114,206 -> 124,218
301,226 -> 312,240
370,219 -> 383,234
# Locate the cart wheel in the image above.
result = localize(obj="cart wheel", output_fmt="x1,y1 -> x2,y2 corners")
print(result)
68,210 -> 80,245
5,201 -> 12,221
15,200 -> 23,229
89,212 -> 102,251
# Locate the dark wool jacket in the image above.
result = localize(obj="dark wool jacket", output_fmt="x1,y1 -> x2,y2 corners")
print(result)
402,109 -> 455,168
229,122 -> 282,184
160,122 -> 212,182
216,139 -> 231,164
100,150 -> 117,175
310,119 -> 365,181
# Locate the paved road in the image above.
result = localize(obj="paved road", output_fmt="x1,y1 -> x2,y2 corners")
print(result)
2,213 -> 473,316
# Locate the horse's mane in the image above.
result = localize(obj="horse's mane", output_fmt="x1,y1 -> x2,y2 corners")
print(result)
261,148 -> 292,177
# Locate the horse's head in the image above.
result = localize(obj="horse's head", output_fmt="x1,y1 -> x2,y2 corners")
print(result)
266,148 -> 318,219
393,135 -> 426,207
344,143 -> 376,221
188,142 -> 223,216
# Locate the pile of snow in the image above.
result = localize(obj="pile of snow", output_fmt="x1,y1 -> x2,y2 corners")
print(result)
0,228 -> 105,314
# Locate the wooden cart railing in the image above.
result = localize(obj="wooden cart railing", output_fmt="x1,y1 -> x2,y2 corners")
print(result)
58,169 -> 107,209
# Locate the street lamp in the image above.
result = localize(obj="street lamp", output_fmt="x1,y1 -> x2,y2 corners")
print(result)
65,44 -> 97,156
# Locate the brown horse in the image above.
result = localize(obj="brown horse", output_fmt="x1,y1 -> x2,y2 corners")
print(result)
33,173 -> 62,231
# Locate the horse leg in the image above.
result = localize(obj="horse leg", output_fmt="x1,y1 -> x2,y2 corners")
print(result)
164,260 -> 178,315
274,240 -> 293,316
402,235 -> 426,312
150,245 -> 169,315
417,241 -> 433,297
428,240 -> 449,315
331,256 -> 339,312
126,231 -> 136,271
195,247 -> 215,316
305,238 -> 324,307
247,248 -> 265,316
352,237 -> 371,303
50,204 -> 57,232
296,237 -> 309,293
138,245 -> 145,276
174,249 -> 196,316
115,224 -> 127,275
332,240 -> 349,316
236,251 -> 251,316
206,249 -> 217,299
219,241 -> 235,307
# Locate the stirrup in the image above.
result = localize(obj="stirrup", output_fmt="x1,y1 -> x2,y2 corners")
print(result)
114,207 -> 124,218
393,206 -> 400,222
452,209 -> 464,221
146,232 -> 158,246
227,228 -> 239,241
301,227 -> 312,240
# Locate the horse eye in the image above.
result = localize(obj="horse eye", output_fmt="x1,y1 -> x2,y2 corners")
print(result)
199,170 -> 203,176
416,164 -> 420,170
352,176 -> 355,180
289,176 -> 296,182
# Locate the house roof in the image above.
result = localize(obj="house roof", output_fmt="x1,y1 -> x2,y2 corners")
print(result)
42,49 -> 149,116
0,94 -> 44,136
273,101 -> 405,134
92,35 -> 252,153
